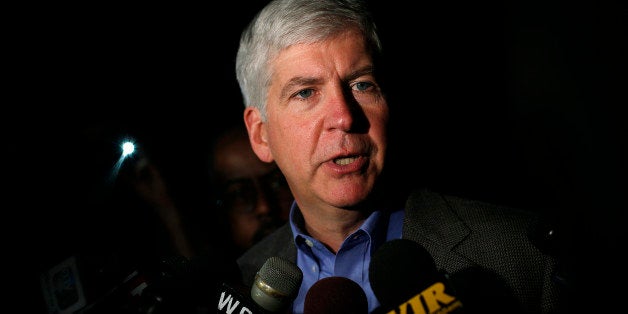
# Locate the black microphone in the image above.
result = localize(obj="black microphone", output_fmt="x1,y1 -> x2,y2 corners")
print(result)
217,256 -> 303,313
303,276 -> 368,314
369,239 -> 464,314
71,251 -> 232,314
138,252 -> 242,313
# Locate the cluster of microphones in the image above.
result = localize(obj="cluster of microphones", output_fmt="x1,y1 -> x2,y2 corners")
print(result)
83,238 -> 525,313
216,239 -> 466,314
75,233 -> 547,313
85,238 -> 518,313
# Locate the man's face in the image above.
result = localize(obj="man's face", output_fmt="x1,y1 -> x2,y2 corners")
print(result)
246,29 -> 389,212
214,135 -> 293,250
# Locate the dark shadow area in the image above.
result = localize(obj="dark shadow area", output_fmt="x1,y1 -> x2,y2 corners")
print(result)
449,267 -> 525,314
5,0 -> 624,312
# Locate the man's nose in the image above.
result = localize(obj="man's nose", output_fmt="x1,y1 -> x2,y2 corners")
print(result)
252,185 -> 272,217
325,86 -> 356,132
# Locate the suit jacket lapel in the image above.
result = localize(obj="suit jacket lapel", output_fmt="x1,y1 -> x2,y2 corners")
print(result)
402,189 -> 477,273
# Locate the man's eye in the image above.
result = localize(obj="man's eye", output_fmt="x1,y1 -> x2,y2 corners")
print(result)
353,81 -> 373,92
221,189 -> 245,203
296,89 -> 315,99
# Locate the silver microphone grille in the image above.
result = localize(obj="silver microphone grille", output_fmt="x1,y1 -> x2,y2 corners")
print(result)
257,256 -> 303,296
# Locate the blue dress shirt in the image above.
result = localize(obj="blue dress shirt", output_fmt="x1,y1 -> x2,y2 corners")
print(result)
288,204 -> 405,313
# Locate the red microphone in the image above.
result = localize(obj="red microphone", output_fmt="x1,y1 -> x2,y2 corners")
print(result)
304,276 -> 368,314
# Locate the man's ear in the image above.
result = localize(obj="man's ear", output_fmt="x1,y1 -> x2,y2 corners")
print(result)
244,107 -> 274,162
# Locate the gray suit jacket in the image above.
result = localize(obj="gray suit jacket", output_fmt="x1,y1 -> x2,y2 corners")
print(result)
236,188 -> 564,313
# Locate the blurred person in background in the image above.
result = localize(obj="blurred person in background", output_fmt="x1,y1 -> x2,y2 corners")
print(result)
208,123 -> 294,259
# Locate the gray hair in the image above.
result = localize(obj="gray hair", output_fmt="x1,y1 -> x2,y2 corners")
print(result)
235,0 -> 382,121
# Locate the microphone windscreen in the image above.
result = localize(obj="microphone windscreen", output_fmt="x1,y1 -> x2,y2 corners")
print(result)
251,256 -> 303,312
304,276 -> 368,314
369,239 -> 439,306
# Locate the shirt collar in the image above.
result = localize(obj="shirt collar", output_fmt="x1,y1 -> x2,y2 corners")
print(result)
288,201 -> 393,248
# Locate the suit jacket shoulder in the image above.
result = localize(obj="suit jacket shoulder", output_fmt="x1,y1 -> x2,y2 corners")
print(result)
403,188 -> 563,313
403,188 -> 549,266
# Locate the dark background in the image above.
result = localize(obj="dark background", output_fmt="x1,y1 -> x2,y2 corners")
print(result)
5,0 -> 625,312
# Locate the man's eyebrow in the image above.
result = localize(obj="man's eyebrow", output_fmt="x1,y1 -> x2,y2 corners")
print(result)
222,177 -> 253,187
346,65 -> 375,81
280,76 -> 323,99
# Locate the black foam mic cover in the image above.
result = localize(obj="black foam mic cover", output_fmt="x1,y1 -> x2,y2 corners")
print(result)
304,276 -> 368,314
369,239 -> 440,306
370,239 -> 465,314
